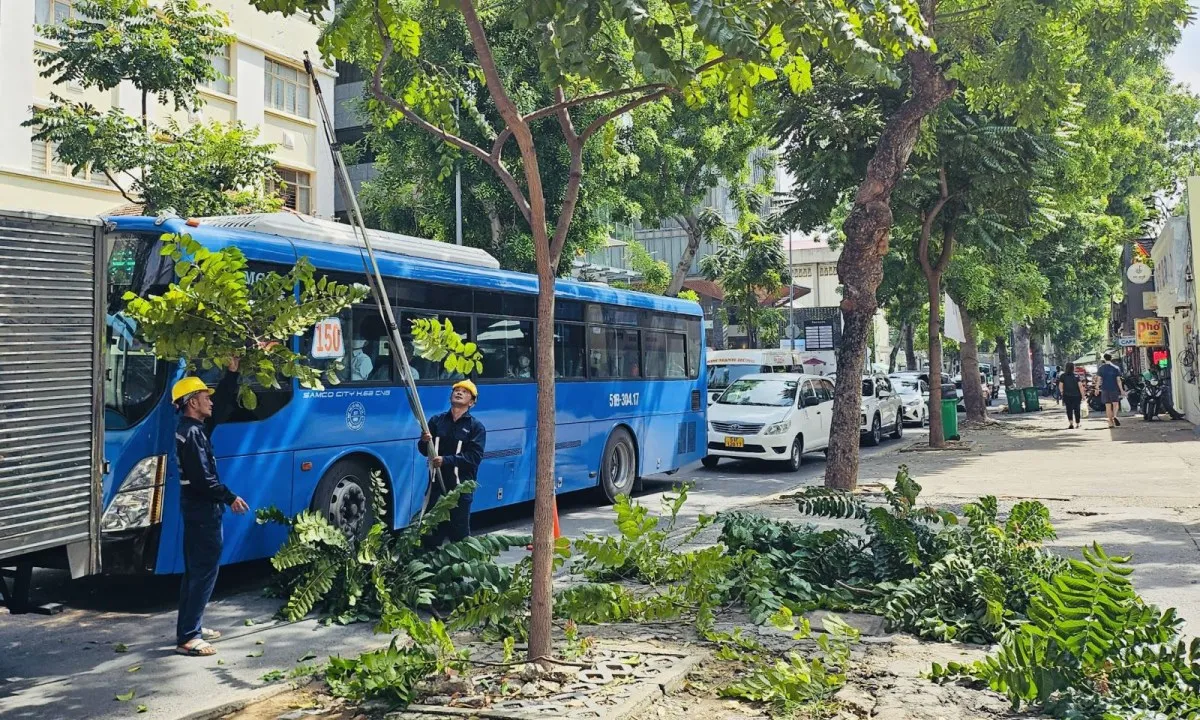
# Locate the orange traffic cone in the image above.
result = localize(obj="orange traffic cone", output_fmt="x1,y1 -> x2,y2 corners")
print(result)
527,493 -> 561,550
551,493 -> 562,540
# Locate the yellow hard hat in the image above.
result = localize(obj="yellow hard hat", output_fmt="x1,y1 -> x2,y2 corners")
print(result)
452,379 -> 478,399
171,377 -> 213,404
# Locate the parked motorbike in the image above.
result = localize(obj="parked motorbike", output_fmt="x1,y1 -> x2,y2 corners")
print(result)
1141,376 -> 1166,420
1140,370 -> 1185,421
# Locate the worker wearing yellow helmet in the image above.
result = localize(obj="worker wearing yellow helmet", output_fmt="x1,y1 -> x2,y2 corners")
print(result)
171,358 -> 248,658
418,378 -> 487,547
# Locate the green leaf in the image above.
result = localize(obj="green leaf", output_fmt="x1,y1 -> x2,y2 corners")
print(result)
114,643 -> 129,653
136,705 -> 148,713
115,691 -> 135,702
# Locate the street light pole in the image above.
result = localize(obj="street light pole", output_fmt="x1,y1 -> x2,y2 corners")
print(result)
789,236 -> 796,352
454,98 -> 463,246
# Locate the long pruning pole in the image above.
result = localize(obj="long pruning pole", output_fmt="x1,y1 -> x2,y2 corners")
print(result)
304,54 -> 443,503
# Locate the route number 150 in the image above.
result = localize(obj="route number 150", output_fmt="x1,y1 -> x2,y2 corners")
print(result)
311,317 -> 344,359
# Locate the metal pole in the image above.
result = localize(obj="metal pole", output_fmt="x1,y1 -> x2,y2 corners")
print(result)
304,53 -> 431,438
789,236 -> 795,352
454,97 -> 463,246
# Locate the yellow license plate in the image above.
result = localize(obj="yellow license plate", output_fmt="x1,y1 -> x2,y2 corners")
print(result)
724,436 -> 744,448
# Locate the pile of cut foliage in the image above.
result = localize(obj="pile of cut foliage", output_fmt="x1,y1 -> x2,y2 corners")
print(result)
261,466 -> 1200,719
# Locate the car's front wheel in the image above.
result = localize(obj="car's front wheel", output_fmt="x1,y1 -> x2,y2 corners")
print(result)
783,436 -> 803,472
891,413 -> 903,439
700,455 -> 720,469
864,415 -> 882,447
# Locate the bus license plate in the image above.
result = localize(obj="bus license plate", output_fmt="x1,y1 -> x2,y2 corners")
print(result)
724,436 -> 744,448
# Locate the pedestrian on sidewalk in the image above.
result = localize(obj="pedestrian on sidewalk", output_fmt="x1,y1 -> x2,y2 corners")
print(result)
172,359 -> 249,657
1059,362 -> 1083,429
419,380 -> 486,547
1098,353 -> 1126,428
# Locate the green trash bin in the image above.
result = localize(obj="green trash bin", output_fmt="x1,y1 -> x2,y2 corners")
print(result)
1023,387 -> 1040,412
941,398 -> 960,440
1007,388 -> 1024,414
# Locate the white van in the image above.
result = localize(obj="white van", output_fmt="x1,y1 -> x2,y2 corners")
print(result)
704,372 -> 835,471
706,349 -> 807,404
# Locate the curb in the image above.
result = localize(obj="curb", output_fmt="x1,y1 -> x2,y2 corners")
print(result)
608,651 -> 707,720
176,676 -> 317,720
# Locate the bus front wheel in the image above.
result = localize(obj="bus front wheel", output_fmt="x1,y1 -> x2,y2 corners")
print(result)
599,427 -> 637,504
313,457 -> 380,540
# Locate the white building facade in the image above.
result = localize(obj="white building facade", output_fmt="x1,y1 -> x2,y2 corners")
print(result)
1150,179 -> 1200,424
0,0 -> 335,217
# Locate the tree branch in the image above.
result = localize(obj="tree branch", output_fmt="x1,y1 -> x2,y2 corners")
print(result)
490,128 -> 512,163
458,0 -> 547,244
917,167 -> 951,277
367,1 -> 531,223
523,83 -> 669,125
936,215 -> 956,274
549,87 -> 583,263
104,169 -> 141,207
581,88 -> 672,142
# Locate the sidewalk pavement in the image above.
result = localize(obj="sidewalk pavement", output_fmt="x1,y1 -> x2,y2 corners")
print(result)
865,404 -> 1200,634
0,591 -> 380,720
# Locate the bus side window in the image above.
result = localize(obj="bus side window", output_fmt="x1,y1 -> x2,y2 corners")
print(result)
588,326 -> 639,378
555,323 -> 586,378
401,311 -> 471,382
346,307 -> 392,384
300,308 -> 351,385
685,319 -> 701,379
475,316 -> 534,380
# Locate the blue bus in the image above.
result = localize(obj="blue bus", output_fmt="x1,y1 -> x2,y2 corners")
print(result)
99,213 -> 706,574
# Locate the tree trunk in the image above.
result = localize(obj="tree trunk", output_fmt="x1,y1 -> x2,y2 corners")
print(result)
958,305 -> 987,423
1030,334 -> 1046,391
997,335 -> 1014,390
487,207 -> 503,255
823,45 -> 956,491
1013,323 -> 1033,388
905,323 -> 917,370
926,273 -> 945,447
888,322 -> 906,373
666,213 -> 701,297
528,261 -> 557,662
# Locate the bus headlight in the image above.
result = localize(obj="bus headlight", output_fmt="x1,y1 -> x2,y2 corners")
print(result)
102,456 -> 166,533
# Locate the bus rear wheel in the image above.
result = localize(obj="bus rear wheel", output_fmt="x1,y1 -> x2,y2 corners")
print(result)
313,458 -> 379,541
599,427 -> 637,504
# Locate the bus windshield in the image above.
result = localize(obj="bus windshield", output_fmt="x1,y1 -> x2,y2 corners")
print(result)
104,234 -> 171,430
707,364 -> 763,391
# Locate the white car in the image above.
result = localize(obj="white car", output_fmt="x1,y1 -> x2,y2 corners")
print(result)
889,375 -> 930,427
703,373 -> 834,471
860,374 -> 904,446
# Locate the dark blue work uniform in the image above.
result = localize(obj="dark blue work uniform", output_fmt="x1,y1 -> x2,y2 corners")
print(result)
417,410 -> 486,546
174,371 -> 239,646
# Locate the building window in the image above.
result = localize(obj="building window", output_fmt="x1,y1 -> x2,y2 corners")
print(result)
31,136 -> 110,187
204,45 -> 232,95
35,0 -> 73,27
268,168 -> 312,214
264,58 -> 310,118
